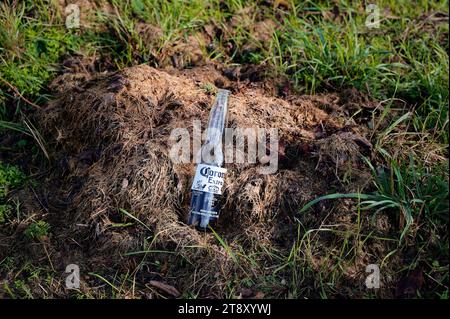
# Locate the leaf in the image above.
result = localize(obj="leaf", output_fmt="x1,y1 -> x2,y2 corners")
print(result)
360,199 -> 400,210
119,208 -> 152,232
382,112 -> 411,138
210,227 -> 238,264
131,0 -> 145,15
148,280 -> 181,298
254,291 -> 265,299
299,193 -> 372,213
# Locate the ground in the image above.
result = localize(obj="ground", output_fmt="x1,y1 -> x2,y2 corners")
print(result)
0,0 -> 448,299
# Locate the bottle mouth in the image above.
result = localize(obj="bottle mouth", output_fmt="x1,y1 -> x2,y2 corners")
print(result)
217,88 -> 231,95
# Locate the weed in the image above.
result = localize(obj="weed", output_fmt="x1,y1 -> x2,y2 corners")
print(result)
0,204 -> 11,223
0,0 -> 83,114
0,161 -> 26,199
24,220 -> 50,241
0,162 -> 26,225
301,155 -> 449,241
0,256 -> 15,271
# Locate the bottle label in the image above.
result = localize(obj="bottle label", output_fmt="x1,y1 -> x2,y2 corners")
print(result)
191,164 -> 227,195
190,190 -> 221,219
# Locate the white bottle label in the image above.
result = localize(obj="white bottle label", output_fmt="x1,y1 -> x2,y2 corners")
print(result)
191,164 -> 227,195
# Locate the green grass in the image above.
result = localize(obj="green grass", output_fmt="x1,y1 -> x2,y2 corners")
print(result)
1,1 -> 448,122
266,1 -> 448,140
300,154 -> 449,241
24,220 -> 50,241
0,161 -> 26,199
0,0 -> 448,299
0,1 -> 82,115
0,161 -> 26,224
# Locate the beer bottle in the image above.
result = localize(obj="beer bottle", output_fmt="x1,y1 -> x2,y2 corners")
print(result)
188,89 -> 230,231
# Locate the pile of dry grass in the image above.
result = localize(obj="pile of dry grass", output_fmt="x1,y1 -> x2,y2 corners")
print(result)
37,64 -> 372,296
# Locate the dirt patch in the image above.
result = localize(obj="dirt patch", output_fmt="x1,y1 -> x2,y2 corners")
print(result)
25,64 -> 381,297
134,5 -> 278,70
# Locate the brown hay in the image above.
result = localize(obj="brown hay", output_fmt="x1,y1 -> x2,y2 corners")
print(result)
36,64 -> 372,296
